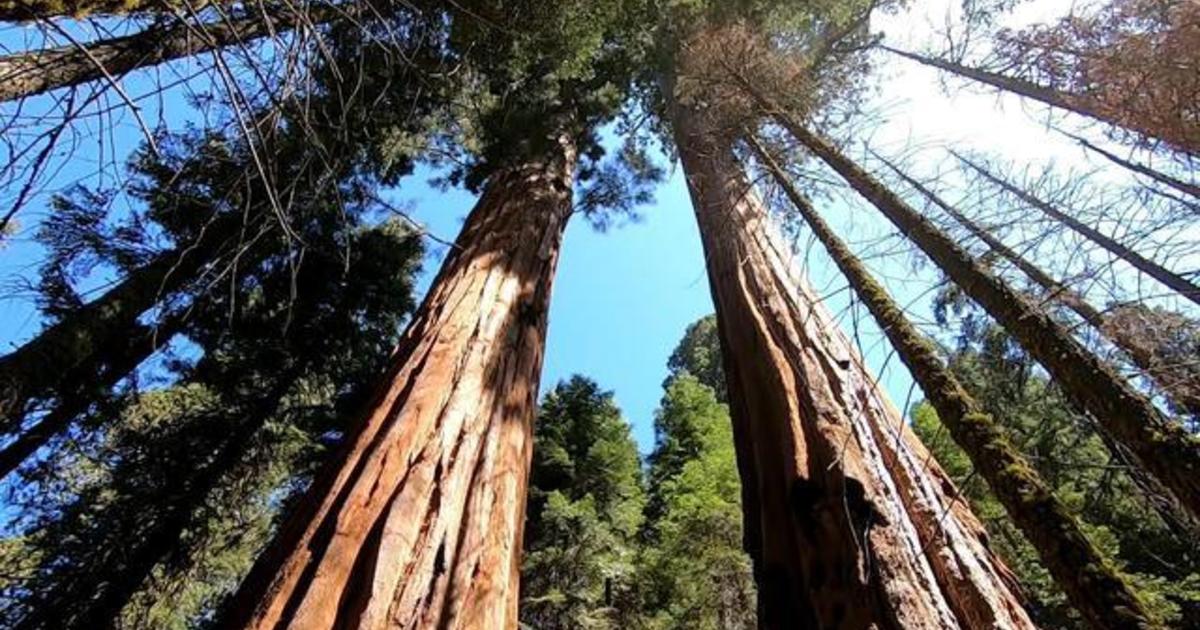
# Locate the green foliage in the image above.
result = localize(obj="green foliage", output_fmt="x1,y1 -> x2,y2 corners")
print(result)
638,375 -> 755,629
521,319 -> 756,629
913,325 -> 1200,628
523,376 -> 646,629
665,314 -> 726,402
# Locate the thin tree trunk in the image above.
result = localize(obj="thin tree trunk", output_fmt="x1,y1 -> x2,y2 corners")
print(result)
0,215 -> 253,434
0,0 -> 221,21
956,152 -> 1200,307
764,102 -> 1200,524
879,45 -> 1200,158
1068,135 -> 1200,202
0,4 -> 348,103
225,136 -> 575,630
881,155 -> 1200,419
0,315 -> 184,480
752,135 -> 1157,630
670,98 -> 1033,628
13,364 -> 303,630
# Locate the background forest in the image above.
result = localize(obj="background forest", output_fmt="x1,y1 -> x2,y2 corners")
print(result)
0,0 -> 1197,628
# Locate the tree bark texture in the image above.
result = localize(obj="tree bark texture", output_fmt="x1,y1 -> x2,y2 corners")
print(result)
956,153 -> 1200,308
881,46 -> 1200,158
772,110 -> 1200,526
753,136 -> 1157,630
883,156 -> 1200,420
0,4 -> 346,103
0,215 -> 254,434
671,102 -> 1033,629
225,137 -> 575,630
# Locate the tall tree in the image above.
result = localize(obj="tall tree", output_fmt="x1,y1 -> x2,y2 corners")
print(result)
665,315 -> 727,402
223,2 -> 656,626
662,23 -> 1035,629
753,135 -> 1156,629
760,97 -> 1200,524
640,372 -> 756,629
521,376 -> 645,629
1,187 -> 425,629
914,319 -> 1200,628
880,155 -> 1200,420
956,153 -> 1200,308
0,4 -> 446,473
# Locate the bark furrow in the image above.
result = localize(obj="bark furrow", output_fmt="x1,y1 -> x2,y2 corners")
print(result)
225,136 -> 575,630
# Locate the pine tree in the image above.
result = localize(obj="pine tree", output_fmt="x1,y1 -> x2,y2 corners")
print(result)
914,320 -> 1200,628
641,373 -> 756,630
521,376 -> 645,629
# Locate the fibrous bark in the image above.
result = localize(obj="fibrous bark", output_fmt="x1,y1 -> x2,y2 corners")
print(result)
671,97 -> 1033,628
956,153 -> 1200,308
0,3 -> 348,103
225,136 -> 575,630
881,45 -> 1200,158
0,216 -> 254,435
753,136 -> 1157,630
767,105 -> 1200,525
882,156 -> 1200,420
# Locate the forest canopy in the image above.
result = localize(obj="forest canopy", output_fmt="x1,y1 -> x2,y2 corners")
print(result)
0,0 -> 1197,628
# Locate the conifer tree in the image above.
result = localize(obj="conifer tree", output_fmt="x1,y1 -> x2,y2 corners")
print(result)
521,376 -> 645,629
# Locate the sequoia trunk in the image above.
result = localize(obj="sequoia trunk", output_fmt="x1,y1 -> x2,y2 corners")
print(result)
671,102 -> 1033,628
225,136 -> 575,630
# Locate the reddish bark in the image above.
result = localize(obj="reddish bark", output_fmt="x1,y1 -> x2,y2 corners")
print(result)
670,97 -> 1033,628
225,136 -> 575,630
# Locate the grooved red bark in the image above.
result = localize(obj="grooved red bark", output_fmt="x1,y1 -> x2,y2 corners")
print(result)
226,137 -> 575,630
671,101 -> 1033,629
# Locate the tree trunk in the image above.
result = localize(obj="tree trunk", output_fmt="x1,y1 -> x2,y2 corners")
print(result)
956,152 -> 1200,308
13,366 -> 302,630
1068,135 -> 1200,203
671,101 -> 1033,628
0,315 -> 183,480
0,0 -> 221,21
752,136 -> 1157,630
880,46 -> 1200,158
0,215 -> 253,434
767,105 -> 1200,525
0,4 -> 351,103
224,136 -> 575,630
881,155 -> 1200,419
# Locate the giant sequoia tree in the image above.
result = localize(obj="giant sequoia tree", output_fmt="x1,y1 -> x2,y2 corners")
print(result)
222,2 -> 657,627
656,9 -> 1036,626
